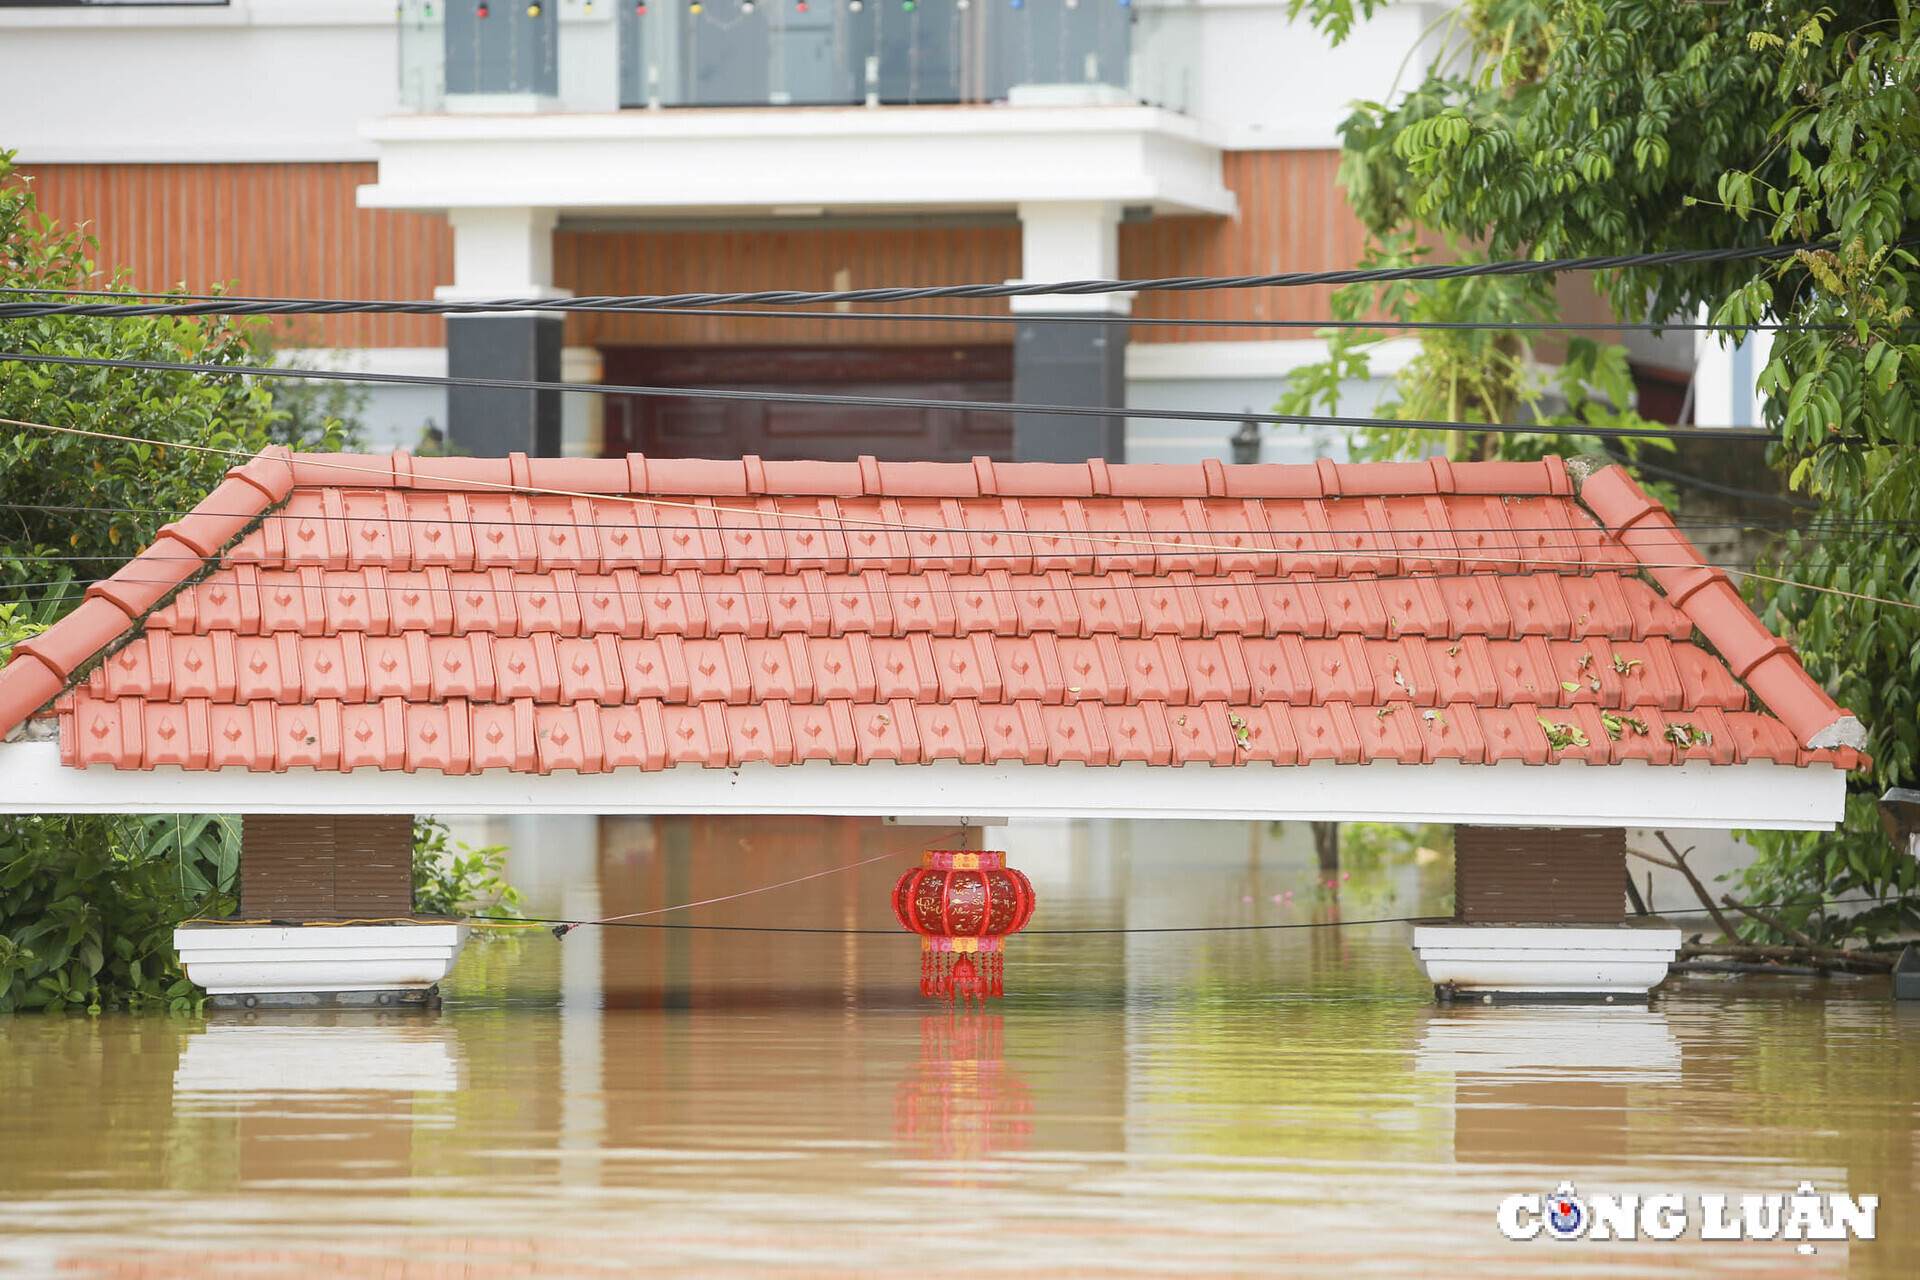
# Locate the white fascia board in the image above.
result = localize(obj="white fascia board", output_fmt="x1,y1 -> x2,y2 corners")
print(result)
1126,339 -> 1422,382
358,107 -> 1234,218
0,743 -> 1846,829
279,347 -> 601,380
276,348 -> 450,377
0,1 -> 395,30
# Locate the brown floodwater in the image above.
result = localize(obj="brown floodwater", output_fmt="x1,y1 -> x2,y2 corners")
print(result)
2,816 -> 1916,1278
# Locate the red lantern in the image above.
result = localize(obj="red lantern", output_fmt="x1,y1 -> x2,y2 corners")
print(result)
892,850 -> 1035,1003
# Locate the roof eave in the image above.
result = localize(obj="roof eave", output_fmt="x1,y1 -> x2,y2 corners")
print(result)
0,742 -> 1848,830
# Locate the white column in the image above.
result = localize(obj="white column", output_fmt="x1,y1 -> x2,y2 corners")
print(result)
1692,311 -> 1773,428
560,345 -> 605,459
436,207 -> 572,303
1011,201 -> 1132,315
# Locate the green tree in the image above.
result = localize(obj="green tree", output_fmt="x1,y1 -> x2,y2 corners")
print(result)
1,150 -> 353,602
0,150 -> 361,1009
1285,1 -> 1919,940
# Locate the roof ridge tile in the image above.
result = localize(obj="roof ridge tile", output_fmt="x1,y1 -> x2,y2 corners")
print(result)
1578,463 -> 1860,750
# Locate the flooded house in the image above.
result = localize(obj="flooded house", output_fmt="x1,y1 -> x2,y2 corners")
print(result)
0,449 -> 1862,1003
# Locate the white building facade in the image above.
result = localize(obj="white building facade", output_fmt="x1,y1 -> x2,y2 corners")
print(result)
0,0 -> 1466,463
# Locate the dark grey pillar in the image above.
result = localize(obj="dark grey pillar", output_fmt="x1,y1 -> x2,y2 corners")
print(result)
446,314 -> 563,458
1012,315 -> 1127,463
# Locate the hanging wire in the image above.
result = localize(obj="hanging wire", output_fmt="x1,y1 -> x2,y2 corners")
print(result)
0,238 -> 1872,319
0,350 -> 1775,442
0,283 -> 1884,334
2,413 -> 1916,614
455,891 -> 1904,937
9,498 -> 1905,536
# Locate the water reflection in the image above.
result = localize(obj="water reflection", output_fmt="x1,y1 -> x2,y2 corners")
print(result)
175,1017 -> 462,1094
1417,1006 -> 1681,1168
0,816 -> 1913,1278
893,1013 -> 1033,1161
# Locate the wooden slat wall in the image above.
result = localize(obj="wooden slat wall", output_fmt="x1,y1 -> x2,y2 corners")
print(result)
13,149 -> 1360,351
11,163 -> 452,349
241,814 -> 414,921
1122,150 -> 1368,343
561,151 -> 1363,348
554,223 -> 1025,348
1454,826 -> 1627,924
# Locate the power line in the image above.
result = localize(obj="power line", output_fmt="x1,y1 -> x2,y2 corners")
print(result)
477,892 -> 1902,937
0,240 -> 1853,320
1601,448 -> 1819,511
0,494 -> 1897,537
0,547 -> 1889,599
0,350 -> 1776,443
0,283 -> 1874,335
8,413 -> 1910,612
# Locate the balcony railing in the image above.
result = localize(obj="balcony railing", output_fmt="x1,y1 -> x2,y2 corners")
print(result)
399,0 -> 1194,113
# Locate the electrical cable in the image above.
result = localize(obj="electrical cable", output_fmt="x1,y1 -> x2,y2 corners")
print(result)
0,283 -> 1885,335
0,551 -> 1891,600
0,350 -> 1777,442
5,414 -> 1913,612
0,239 -> 1866,319
1600,447 -> 1820,510
7,497 -> 1901,536
461,891 -> 1908,937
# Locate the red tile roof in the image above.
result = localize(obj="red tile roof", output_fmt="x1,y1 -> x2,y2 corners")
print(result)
0,450 -> 1865,775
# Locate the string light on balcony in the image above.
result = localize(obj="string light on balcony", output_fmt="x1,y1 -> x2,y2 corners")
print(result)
741,0 -> 754,11
902,0 -> 914,9
526,2 -> 541,13
848,0 -> 862,11
476,2 -> 488,16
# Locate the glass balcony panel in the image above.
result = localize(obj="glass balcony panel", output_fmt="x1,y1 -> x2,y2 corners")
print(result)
403,0 -> 1194,113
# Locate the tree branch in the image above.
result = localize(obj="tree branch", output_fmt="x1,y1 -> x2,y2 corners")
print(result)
1721,895 -> 1821,950
1655,830 -> 1741,940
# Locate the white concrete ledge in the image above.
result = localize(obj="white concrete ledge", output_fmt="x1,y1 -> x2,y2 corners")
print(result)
359,105 -> 1234,217
0,742 -> 1847,828
175,923 -> 467,995
1411,924 -> 1683,997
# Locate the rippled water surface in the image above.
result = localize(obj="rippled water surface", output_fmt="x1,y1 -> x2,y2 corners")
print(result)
2,816 -> 1916,1278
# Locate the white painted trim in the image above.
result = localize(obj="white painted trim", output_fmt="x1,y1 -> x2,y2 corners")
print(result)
0,2 -> 396,32
276,347 -> 449,378
0,743 -> 1846,828
1126,339 -> 1421,381
12,142 -> 383,165
174,923 -> 468,994
358,106 -> 1234,217
1410,924 -> 1683,997
363,105 -> 1227,147
276,346 -> 602,382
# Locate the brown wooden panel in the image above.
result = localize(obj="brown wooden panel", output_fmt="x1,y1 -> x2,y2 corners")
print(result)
240,814 -> 414,921
331,815 -> 415,918
1454,826 -> 1627,924
11,163 -> 451,349
1121,150 -> 1370,342
14,150 -> 1365,355
557,225 -> 1025,349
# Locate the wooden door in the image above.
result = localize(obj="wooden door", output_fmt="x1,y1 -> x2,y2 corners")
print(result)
599,345 -> 1013,463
